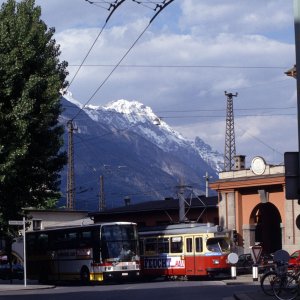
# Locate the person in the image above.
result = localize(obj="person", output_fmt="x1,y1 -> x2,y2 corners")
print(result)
119,245 -> 132,259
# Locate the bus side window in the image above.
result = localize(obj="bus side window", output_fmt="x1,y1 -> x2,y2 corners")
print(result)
67,232 -> 78,248
186,238 -> 193,253
195,237 -> 203,253
27,234 -> 36,255
80,231 -> 92,247
37,233 -> 49,254
170,236 -> 182,253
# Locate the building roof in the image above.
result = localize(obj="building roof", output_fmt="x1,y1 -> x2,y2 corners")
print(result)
24,208 -> 89,214
89,196 -> 218,217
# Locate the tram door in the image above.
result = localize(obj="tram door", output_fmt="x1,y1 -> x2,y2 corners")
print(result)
184,236 -> 204,276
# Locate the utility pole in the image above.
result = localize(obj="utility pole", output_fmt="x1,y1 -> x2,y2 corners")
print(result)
176,181 -> 192,223
99,175 -> 105,211
294,1 -> 300,199
67,120 -> 75,209
224,91 -> 238,171
203,172 -> 212,197
177,183 -> 187,223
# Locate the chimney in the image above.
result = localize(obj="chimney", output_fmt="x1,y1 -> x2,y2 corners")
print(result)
234,155 -> 246,170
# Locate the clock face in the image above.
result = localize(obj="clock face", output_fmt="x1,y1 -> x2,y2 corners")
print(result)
251,157 -> 266,175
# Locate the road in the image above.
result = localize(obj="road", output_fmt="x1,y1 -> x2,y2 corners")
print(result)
0,279 -> 260,300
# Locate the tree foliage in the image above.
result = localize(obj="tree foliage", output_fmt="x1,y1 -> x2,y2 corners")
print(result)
0,0 -> 68,236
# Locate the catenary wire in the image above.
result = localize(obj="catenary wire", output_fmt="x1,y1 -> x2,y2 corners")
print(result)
68,64 -> 289,69
67,0 -> 127,90
71,0 -> 174,121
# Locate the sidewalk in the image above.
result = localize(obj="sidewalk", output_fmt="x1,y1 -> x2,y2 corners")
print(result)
0,279 -> 55,291
222,274 -> 273,300
0,274 -> 271,299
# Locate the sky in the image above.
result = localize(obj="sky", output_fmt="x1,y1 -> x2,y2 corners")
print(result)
3,0 -> 298,167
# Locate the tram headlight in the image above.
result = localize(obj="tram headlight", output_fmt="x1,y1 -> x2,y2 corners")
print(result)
212,259 -> 220,265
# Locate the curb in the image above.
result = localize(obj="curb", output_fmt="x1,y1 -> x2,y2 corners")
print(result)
0,284 -> 56,291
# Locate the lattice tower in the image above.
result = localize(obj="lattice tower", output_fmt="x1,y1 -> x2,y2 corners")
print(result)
224,91 -> 238,171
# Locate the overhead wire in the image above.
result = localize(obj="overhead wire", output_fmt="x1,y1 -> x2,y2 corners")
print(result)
70,0 -> 175,121
68,63 -> 289,69
62,0 -> 287,206
66,0 -> 127,90
235,124 -> 284,158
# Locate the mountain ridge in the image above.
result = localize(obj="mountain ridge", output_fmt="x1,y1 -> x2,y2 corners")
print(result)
59,92 -> 224,211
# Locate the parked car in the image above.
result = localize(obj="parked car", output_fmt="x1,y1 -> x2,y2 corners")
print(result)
259,253 -> 274,272
289,250 -> 300,266
236,254 -> 253,274
236,253 -> 274,274
0,262 -> 24,280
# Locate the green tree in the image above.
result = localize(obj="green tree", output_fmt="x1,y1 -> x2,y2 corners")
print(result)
0,0 -> 68,241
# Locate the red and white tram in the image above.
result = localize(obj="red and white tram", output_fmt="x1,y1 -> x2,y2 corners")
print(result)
139,223 -> 231,279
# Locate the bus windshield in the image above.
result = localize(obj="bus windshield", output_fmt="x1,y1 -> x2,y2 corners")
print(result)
101,224 -> 138,262
206,237 -> 230,253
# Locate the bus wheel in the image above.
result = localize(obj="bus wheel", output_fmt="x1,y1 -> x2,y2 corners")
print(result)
80,267 -> 90,285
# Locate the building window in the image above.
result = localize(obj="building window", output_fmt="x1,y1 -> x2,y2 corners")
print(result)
32,220 -> 42,231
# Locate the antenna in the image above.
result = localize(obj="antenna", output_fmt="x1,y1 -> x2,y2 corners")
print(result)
224,91 -> 238,171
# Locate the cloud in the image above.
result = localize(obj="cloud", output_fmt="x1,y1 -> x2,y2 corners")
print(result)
179,0 -> 293,37
0,0 -> 297,165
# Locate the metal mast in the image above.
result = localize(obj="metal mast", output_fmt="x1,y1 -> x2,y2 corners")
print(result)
224,91 -> 238,171
99,175 -> 105,211
67,120 -> 75,209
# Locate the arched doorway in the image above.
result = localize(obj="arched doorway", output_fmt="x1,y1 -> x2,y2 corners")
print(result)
250,203 -> 282,254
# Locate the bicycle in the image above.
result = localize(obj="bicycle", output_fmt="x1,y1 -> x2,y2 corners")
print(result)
260,269 -> 278,296
272,271 -> 299,300
260,260 -> 300,296
260,262 -> 300,300
260,261 -> 287,296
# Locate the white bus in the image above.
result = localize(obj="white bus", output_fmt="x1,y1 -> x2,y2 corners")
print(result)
26,222 -> 140,283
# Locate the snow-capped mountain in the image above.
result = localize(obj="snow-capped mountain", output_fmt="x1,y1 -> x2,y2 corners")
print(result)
59,92 -> 224,211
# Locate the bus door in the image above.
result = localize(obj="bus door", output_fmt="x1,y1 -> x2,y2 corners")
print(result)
184,236 -> 204,276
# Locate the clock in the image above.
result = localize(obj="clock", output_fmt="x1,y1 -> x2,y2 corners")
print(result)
251,156 -> 266,175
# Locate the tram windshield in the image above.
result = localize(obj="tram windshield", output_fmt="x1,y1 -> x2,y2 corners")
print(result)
101,224 -> 138,262
206,237 -> 230,253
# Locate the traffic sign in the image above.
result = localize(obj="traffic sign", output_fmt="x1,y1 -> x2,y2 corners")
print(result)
8,220 -> 23,226
228,252 -> 239,264
250,245 -> 262,264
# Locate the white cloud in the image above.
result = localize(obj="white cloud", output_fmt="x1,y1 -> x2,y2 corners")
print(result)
0,0 -> 297,165
179,0 -> 293,37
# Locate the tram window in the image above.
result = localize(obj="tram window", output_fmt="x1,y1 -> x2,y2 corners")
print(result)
171,236 -> 182,253
186,238 -> 193,253
195,237 -> 203,253
157,238 -> 169,253
139,240 -> 144,255
207,237 -> 230,252
145,238 -> 157,254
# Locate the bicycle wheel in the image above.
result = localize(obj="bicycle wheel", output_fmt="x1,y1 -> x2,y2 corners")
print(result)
260,270 -> 277,296
273,273 -> 299,300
